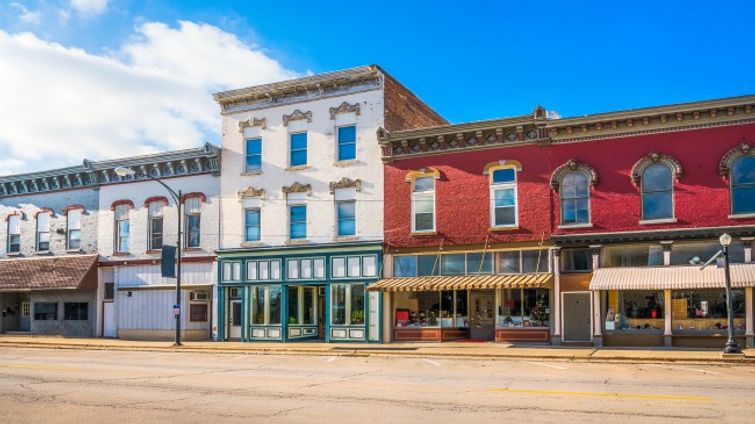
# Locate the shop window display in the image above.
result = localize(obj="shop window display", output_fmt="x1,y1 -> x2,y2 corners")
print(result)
497,288 -> 550,328
604,291 -> 664,332
671,289 -> 745,333
394,290 -> 468,328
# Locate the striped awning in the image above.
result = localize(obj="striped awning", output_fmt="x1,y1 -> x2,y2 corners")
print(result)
590,263 -> 755,290
367,274 -> 552,292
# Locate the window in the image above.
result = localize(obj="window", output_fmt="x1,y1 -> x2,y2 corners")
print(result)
184,197 -> 201,248
731,156 -> 755,215
331,283 -> 365,326
672,289 -> 745,334
495,250 -> 549,274
417,255 -> 439,276
336,200 -> 356,236
412,177 -> 435,232
337,125 -> 356,161
287,257 -> 324,280
288,286 -> 317,325
290,132 -> 308,166
393,291 -> 470,328
441,254 -> 465,276
251,285 -> 282,325
114,205 -> 129,253
560,171 -> 590,225
66,209 -> 82,250
7,214 -> 20,253
394,256 -> 417,277
642,163 -> 674,220
104,283 -> 114,301
560,248 -> 593,272
602,244 -> 664,267
148,201 -> 164,250
490,168 -> 518,227
245,138 -> 262,172
604,290 -> 664,332
245,209 -> 260,242
497,289 -> 550,328
190,304 -> 208,322
246,260 -> 281,281
289,205 -> 306,239
63,303 -> 88,320
222,262 -> 241,281
670,240 -> 745,265
467,253 -> 493,275
34,303 -> 57,320
36,212 -> 50,252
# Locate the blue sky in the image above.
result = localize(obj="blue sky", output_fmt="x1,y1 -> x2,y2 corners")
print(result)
1,1 -> 754,173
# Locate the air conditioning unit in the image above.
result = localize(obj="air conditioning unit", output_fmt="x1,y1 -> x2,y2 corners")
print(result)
190,291 -> 209,301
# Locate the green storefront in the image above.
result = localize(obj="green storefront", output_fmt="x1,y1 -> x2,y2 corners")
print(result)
217,242 -> 383,343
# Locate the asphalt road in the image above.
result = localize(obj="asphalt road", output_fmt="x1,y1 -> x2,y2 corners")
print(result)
1,348 -> 754,423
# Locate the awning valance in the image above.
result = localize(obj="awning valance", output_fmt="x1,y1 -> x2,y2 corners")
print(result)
0,254 -> 98,291
368,274 -> 552,292
589,264 -> 755,291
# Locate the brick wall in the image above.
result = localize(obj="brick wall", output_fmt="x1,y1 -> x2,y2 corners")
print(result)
383,74 -> 448,132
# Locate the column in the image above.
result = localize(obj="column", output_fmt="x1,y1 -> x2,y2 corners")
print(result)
742,237 -> 753,263
664,289 -> 672,347
382,291 -> 392,343
660,241 -> 673,266
589,245 -> 602,346
745,286 -> 754,348
551,247 -> 562,345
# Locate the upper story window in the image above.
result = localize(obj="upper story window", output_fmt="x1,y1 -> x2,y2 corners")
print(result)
114,204 -> 130,253
560,248 -> 593,273
560,172 -> 590,225
245,209 -> 260,242
184,197 -> 202,248
337,125 -> 356,161
245,138 -> 262,172
36,211 -> 51,252
6,214 -> 20,253
336,201 -> 356,237
290,132 -> 308,167
490,168 -> 518,227
66,209 -> 82,250
148,201 -> 164,250
731,156 -> 755,215
289,204 -> 307,240
641,163 -> 674,220
412,176 -> 435,233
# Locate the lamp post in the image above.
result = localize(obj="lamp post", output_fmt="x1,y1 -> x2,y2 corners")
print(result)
719,233 -> 741,354
114,167 -> 183,347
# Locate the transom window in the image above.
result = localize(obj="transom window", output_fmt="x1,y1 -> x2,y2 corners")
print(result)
412,176 -> 435,232
36,212 -> 51,252
245,138 -> 262,172
490,168 -> 518,227
290,132 -> 308,167
641,163 -> 673,220
337,125 -> 356,161
7,214 -> 20,253
731,156 -> 755,215
287,257 -> 325,280
560,171 -> 590,225
222,262 -> 241,281
332,255 -> 377,279
246,259 -> 281,281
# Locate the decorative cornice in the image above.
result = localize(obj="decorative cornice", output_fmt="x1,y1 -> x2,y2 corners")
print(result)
550,160 -> 598,190
329,101 -> 361,119
238,186 -> 265,198
630,152 -> 683,186
111,199 -> 134,211
483,160 -> 523,175
329,177 -> 362,194
282,182 -> 312,195
719,142 -> 753,177
143,196 -> 169,207
238,117 -> 267,131
282,109 -> 312,126
405,167 -> 441,183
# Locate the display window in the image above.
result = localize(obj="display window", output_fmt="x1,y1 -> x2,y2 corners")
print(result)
394,290 -> 469,328
331,283 -> 365,326
496,288 -> 550,328
251,285 -> 282,325
604,290 -> 664,332
671,289 -> 745,333
288,286 -> 316,325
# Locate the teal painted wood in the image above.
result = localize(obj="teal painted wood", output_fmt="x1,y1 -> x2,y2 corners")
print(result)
281,284 -> 288,342
216,285 -> 225,341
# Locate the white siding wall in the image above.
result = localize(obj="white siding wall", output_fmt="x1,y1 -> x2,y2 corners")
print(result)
116,289 -> 209,331
114,263 -> 214,288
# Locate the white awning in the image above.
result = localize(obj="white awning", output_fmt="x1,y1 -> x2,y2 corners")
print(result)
589,263 -> 755,290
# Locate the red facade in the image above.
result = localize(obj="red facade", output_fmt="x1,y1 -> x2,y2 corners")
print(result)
384,123 -> 755,247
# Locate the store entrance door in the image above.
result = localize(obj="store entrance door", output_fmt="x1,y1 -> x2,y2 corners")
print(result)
229,300 -> 242,340
469,290 -> 495,340
563,292 -> 591,342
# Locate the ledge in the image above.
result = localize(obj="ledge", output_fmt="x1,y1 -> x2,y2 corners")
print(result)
66,249 -> 84,254
5,252 -> 22,257
240,241 -> 263,248
285,239 -> 311,245
285,165 -> 311,172
146,249 -> 162,255
489,226 -> 520,232
183,248 -> 204,253
639,218 -> 678,225
558,223 -> 594,230
411,231 -> 438,237
333,159 -> 360,168
35,251 -> 53,256
729,213 -> 755,219
111,252 -> 130,257
240,170 -> 263,176
333,236 -> 358,242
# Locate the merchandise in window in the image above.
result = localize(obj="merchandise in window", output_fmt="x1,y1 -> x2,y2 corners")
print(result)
497,288 -> 550,328
394,291 -> 440,327
671,289 -> 745,333
604,290 -> 664,332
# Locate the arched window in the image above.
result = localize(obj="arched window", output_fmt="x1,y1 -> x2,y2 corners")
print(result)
641,163 -> 674,220
731,155 -> 755,214
490,168 -> 518,227
560,172 -> 590,225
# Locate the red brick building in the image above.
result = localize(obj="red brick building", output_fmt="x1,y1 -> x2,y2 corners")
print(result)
371,95 -> 755,348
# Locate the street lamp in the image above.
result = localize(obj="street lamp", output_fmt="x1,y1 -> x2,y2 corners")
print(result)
114,167 -> 183,347
719,233 -> 741,354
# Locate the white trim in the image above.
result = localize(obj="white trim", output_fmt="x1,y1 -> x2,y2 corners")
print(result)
489,167 -> 519,228
639,218 -> 678,225
411,177 -> 436,233
729,213 -> 755,219
558,223 -> 593,229
640,162 -> 676,222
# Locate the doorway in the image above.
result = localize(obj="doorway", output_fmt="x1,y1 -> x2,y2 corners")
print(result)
103,302 -> 116,337
229,300 -> 242,340
469,290 -> 495,340
563,292 -> 592,342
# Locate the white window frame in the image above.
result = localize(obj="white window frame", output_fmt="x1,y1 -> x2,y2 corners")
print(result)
66,209 -> 82,251
36,212 -> 51,252
222,261 -> 242,282
411,176 -> 436,233
147,201 -> 164,251
114,205 -> 129,253
489,167 -> 519,228
7,214 -> 21,253
184,197 -> 201,248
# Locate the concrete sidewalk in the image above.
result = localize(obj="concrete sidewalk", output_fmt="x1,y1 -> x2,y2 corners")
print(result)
1,334 -> 753,364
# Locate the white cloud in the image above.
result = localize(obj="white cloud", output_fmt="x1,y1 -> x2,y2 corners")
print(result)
10,2 -> 41,25
70,0 -> 108,16
0,21 -> 300,175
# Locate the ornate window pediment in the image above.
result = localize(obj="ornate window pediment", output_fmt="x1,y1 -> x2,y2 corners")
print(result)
329,177 -> 362,194
483,160 -> 523,175
329,102 -> 361,119
404,167 -> 441,183
719,142 -> 754,177
282,182 -> 312,195
630,152 -> 683,186
238,186 -> 265,198
282,109 -> 312,126
238,117 -> 266,132
550,160 -> 597,190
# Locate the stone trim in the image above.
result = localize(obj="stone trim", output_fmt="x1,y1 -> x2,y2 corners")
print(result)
111,199 -> 134,211
62,204 -> 86,214
5,210 -> 23,221
143,196 -> 170,207
282,109 -> 312,126
282,182 -> 312,195
550,160 -> 598,190
630,152 -> 683,186
238,117 -> 267,131
404,167 -> 441,183
238,186 -> 265,198
329,101 -> 361,119
483,160 -> 523,175
329,177 -> 362,194
35,207 -> 55,217
719,142 -> 754,177
181,192 -> 207,203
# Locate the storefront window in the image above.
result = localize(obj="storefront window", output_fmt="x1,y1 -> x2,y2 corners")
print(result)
601,244 -> 663,267
332,285 -> 346,325
496,250 -> 549,274
672,289 -> 745,333
441,254 -> 465,275
417,255 -> 439,276
394,291 -> 440,327
438,290 -> 468,328
670,241 -> 745,265
303,287 -> 315,325
288,286 -> 299,324
331,283 -> 364,326
497,251 -> 520,274
393,256 -> 417,277
288,286 -> 316,326
467,253 -> 492,275
252,286 -> 264,324
604,290 -> 664,332
269,286 -> 281,325
350,284 -> 365,325
251,285 -> 281,325
522,250 -> 549,273
497,288 -> 550,328
561,248 -> 592,272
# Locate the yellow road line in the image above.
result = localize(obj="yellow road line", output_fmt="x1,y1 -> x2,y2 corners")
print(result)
0,363 -> 82,372
489,387 -> 711,402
